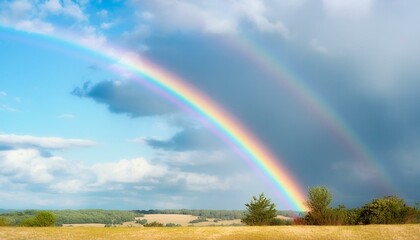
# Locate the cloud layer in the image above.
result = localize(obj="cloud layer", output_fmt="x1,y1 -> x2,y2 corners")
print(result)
2,0 -> 420,209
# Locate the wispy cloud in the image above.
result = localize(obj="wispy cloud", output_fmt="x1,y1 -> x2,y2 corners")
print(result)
58,113 -> 76,119
0,134 -> 96,149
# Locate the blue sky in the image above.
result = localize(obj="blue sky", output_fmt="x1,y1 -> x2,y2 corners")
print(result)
1,0 -> 420,210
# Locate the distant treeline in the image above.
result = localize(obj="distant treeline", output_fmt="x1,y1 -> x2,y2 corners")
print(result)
0,209 -> 303,226
135,209 -> 245,220
134,209 -> 302,220
0,209 -> 141,226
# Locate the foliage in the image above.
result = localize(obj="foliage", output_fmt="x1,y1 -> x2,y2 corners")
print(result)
241,193 -> 277,226
53,210 -> 137,225
20,211 -> 56,227
189,216 -> 208,224
305,186 -> 333,225
359,196 -> 419,224
135,218 -> 147,225
269,218 -> 292,225
0,217 -> 8,226
0,209 -> 137,226
144,221 -> 164,227
165,223 -> 181,227
134,209 -> 246,220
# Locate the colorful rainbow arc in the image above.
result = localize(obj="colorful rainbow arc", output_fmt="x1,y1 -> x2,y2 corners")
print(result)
0,27 -> 308,211
226,34 -> 396,194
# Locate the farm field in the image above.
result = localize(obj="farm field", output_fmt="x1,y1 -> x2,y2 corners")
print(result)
1,225 -> 420,240
138,214 -> 243,226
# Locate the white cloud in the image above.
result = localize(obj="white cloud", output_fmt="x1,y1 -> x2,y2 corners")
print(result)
49,179 -> 87,193
0,104 -> 20,112
92,158 -> 168,184
15,18 -> 55,33
171,172 -> 231,191
40,0 -> 88,21
0,134 -> 96,149
100,22 -> 114,30
310,39 -> 329,55
0,91 -> 7,97
132,0 -> 289,36
323,0 -> 374,18
0,148 -> 66,183
58,113 -> 76,119
97,9 -> 108,18
8,0 -> 33,17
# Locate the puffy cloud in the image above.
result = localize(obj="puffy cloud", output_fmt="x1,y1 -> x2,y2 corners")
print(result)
170,172 -> 231,191
130,0 -> 289,36
92,158 -> 168,185
0,148 -> 66,183
40,0 -> 88,21
0,131 -> 234,203
72,80 -> 178,117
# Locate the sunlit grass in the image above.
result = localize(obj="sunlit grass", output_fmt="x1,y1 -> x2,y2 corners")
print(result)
1,225 -> 420,240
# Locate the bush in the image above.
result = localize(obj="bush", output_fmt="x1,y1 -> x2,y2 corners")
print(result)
144,221 -> 164,227
20,211 -> 56,227
270,218 -> 292,225
359,196 -> 419,224
165,223 -> 181,227
135,219 -> 147,225
0,217 -> 8,226
189,216 -> 208,224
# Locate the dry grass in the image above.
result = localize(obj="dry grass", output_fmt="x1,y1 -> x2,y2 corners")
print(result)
1,225 -> 420,240
139,214 -> 243,226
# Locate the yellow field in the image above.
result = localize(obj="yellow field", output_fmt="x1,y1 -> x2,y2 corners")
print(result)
1,225 -> 420,240
139,214 -> 243,226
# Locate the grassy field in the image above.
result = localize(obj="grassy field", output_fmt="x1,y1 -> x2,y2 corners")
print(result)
1,225 -> 420,240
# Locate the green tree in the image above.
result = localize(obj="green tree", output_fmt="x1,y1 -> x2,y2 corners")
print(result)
359,196 -> 418,224
241,193 -> 277,226
305,186 -> 333,225
0,217 -> 8,226
20,211 -> 56,227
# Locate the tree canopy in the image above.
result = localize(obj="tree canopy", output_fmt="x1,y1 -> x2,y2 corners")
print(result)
304,186 -> 333,225
241,193 -> 277,226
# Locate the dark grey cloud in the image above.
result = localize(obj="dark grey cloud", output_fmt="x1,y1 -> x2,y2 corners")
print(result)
58,0 -> 420,208
124,10 -> 420,206
146,127 -> 224,152
72,80 -> 178,117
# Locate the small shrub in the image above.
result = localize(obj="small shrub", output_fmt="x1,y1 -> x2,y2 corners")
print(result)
189,216 -> 208,224
165,223 -> 181,227
144,221 -> 164,227
270,218 -> 292,226
0,217 -> 8,226
135,219 -> 147,225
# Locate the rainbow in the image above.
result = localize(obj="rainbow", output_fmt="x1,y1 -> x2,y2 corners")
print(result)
0,27 -> 308,211
227,34 -> 395,193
